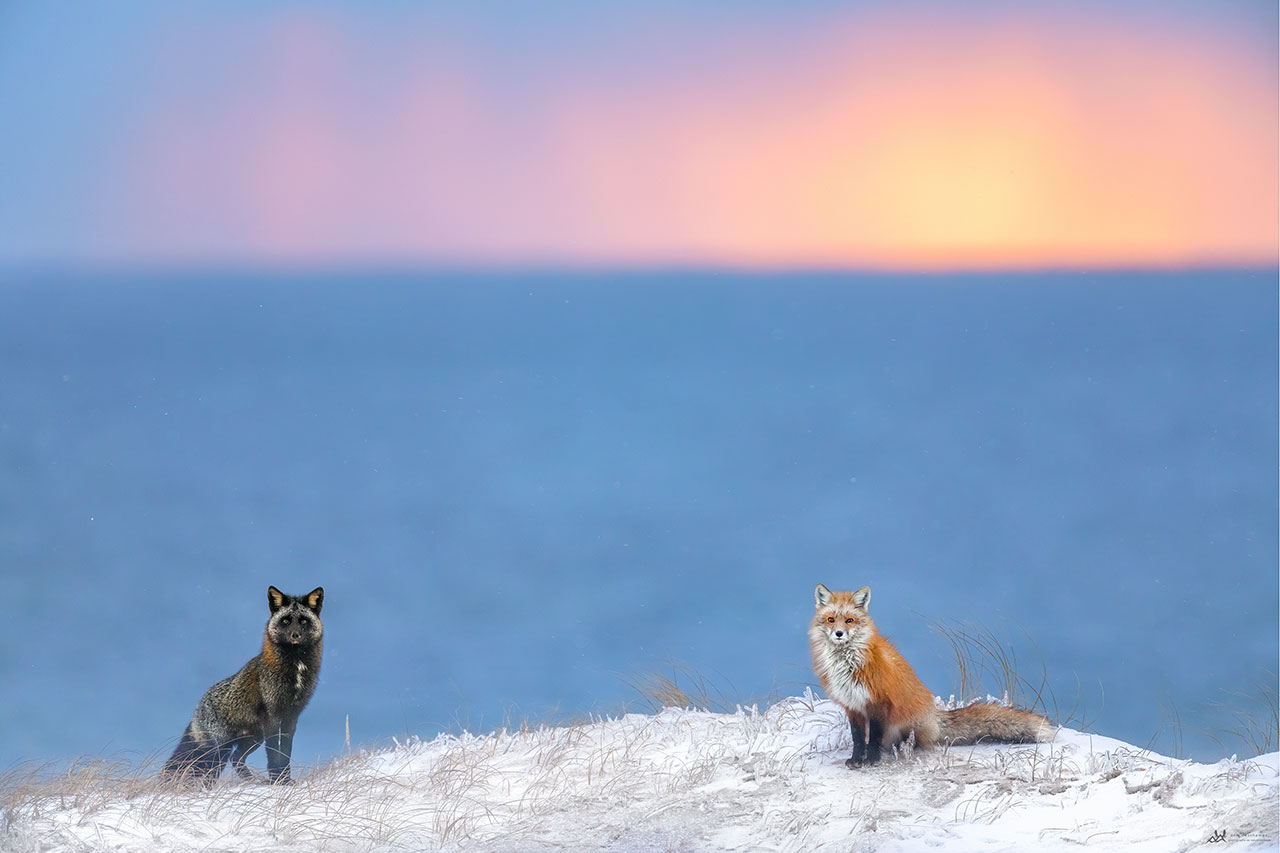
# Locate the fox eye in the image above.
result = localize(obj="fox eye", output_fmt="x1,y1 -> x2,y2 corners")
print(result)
845,618 -> 854,624
826,616 -> 835,623
280,616 -> 291,625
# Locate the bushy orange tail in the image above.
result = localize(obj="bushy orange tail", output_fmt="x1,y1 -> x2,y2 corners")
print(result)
939,703 -> 1054,745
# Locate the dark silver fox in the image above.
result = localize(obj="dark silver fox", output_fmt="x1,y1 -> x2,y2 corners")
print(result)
161,586 -> 324,786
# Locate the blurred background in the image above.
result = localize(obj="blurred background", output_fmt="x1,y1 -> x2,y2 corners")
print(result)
0,1 -> 1275,767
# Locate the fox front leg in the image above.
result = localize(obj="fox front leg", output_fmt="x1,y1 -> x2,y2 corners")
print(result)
846,712 -> 869,768
864,717 -> 885,766
228,736 -> 262,781
265,730 -> 295,785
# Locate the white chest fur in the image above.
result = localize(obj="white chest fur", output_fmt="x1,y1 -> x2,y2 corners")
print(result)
813,636 -> 871,713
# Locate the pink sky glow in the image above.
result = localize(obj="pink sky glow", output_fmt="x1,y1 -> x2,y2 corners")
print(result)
11,4 -> 1278,270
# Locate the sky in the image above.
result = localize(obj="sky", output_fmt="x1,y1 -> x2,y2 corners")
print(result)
0,0 -> 1275,271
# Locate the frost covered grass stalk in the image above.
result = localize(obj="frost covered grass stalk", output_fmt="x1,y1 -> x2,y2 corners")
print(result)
1,754 -> 433,851
931,620 -> 1068,722
1154,695 -> 1187,760
1150,672 -> 1279,762
624,660 -> 749,715
1210,672 -> 1279,758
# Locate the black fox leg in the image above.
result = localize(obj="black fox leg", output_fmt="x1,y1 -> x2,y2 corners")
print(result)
864,717 -> 885,766
266,730 -> 295,784
846,712 -> 869,768
228,736 -> 262,780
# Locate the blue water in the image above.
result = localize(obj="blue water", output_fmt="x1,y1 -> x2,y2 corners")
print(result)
0,270 -> 1275,768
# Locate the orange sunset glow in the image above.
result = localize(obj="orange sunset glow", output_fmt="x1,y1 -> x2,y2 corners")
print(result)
506,10 -> 1278,269
1,3 -> 1275,270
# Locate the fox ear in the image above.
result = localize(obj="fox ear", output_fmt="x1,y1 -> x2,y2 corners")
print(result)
305,587 -> 324,614
814,583 -> 832,607
267,586 -> 287,612
852,586 -> 870,610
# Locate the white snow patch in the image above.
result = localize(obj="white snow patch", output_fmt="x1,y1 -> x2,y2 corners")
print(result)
3,692 -> 1276,852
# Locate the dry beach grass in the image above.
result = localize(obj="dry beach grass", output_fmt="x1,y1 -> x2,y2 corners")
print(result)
3,632 -> 1275,851
2,693 -> 1277,852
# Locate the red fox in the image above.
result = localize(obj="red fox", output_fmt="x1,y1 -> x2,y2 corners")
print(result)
810,583 -> 1053,767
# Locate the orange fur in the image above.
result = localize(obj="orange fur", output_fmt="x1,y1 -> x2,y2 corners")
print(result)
856,634 -> 938,742
260,635 -> 280,670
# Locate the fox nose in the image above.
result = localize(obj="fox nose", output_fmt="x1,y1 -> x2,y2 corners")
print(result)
834,630 -> 845,639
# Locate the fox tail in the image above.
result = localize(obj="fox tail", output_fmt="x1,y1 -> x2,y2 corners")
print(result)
939,703 -> 1055,745
161,723 -> 223,785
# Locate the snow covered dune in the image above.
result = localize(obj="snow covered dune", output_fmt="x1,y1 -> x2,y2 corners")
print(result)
3,694 -> 1276,852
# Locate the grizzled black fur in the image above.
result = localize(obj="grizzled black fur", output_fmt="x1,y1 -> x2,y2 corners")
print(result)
161,586 -> 323,786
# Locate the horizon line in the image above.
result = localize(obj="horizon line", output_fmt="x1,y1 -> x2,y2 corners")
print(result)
2,259 -> 1277,281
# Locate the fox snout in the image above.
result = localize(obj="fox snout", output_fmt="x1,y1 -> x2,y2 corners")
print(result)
278,621 -> 316,645
815,616 -> 867,647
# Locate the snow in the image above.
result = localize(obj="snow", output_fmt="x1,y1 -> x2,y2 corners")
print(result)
3,693 -> 1276,852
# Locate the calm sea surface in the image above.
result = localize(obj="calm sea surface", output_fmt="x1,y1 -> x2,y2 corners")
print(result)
1,270 -> 1275,767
